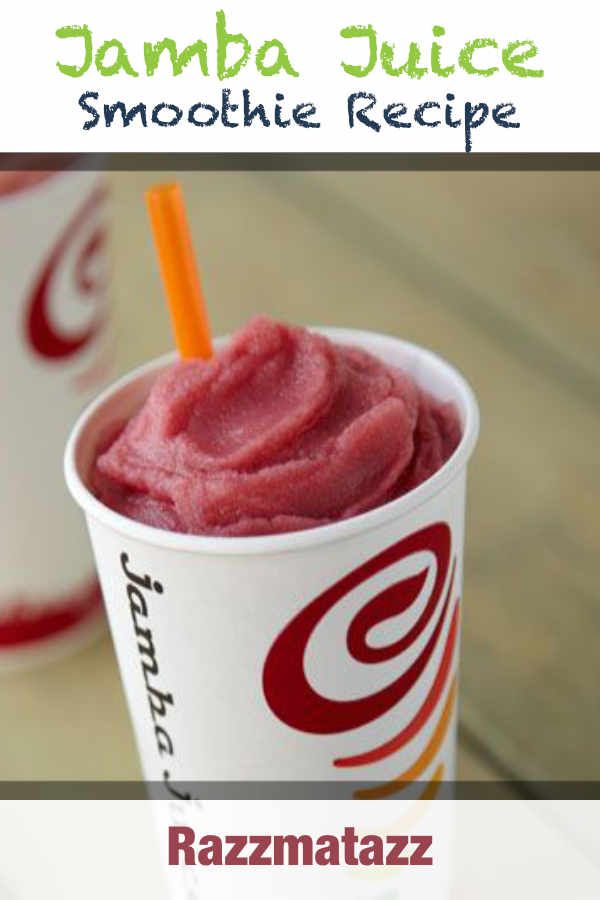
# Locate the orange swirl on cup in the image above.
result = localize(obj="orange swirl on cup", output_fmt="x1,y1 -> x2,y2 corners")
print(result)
354,678 -> 457,799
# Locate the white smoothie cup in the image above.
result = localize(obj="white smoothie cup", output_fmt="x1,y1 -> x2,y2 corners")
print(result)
64,327 -> 479,800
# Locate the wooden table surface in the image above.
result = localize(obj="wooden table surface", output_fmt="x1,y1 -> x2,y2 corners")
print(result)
2,170 -> 598,790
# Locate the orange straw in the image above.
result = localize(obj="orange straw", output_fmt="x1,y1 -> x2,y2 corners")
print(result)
145,182 -> 213,360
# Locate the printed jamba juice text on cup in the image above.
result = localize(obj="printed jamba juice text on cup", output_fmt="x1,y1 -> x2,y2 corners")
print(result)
0,164 -> 113,668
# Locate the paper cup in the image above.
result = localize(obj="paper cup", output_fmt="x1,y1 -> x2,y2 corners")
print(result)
65,328 -> 478,797
0,166 -> 112,670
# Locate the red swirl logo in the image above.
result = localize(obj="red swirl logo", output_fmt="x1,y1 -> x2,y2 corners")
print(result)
24,184 -> 108,361
263,522 -> 458,791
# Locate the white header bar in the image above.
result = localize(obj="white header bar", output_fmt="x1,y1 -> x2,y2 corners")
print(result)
3,1 -> 598,153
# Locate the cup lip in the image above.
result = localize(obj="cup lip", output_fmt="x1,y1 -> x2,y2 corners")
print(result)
64,326 -> 480,557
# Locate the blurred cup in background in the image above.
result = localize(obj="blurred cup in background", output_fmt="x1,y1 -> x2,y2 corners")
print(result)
0,160 -> 113,670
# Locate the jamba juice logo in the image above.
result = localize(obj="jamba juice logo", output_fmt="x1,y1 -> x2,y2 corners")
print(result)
24,183 -> 108,361
263,522 -> 458,798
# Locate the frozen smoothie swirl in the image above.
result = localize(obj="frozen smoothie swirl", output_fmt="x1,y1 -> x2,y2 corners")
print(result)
94,317 -> 461,535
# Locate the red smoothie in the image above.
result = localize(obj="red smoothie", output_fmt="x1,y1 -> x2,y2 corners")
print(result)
95,317 -> 461,535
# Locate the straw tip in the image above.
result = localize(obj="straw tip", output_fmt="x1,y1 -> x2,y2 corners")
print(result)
145,181 -> 182,206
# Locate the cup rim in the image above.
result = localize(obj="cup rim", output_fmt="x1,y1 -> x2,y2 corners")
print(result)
64,326 -> 480,556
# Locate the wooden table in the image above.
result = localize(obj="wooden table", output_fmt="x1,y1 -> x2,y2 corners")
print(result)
2,169 -> 598,790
